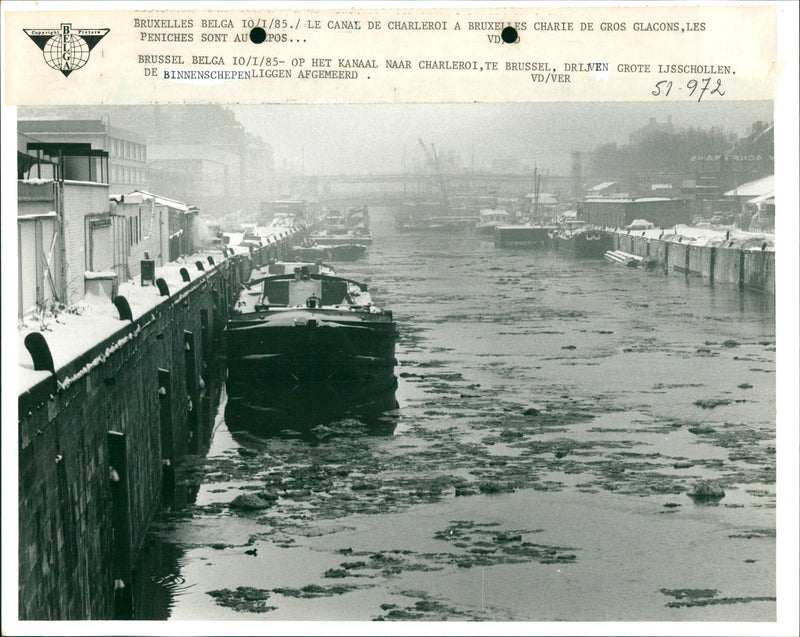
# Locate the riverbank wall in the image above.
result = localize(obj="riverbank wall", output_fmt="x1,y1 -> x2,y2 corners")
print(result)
610,231 -> 774,294
17,231 -> 302,619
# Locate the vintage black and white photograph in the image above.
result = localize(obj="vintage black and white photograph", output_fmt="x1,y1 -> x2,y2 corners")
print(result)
13,100 -> 783,624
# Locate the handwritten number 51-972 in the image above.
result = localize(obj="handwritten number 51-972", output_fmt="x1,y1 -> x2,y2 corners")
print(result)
652,78 -> 726,101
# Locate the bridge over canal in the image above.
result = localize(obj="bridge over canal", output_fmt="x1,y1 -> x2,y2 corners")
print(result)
284,171 -> 576,205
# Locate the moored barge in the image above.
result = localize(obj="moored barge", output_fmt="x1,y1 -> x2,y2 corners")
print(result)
290,242 -> 368,262
494,224 -> 556,247
226,263 -> 398,432
552,225 -> 614,257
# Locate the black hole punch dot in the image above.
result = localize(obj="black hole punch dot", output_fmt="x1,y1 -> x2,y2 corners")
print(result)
501,26 -> 518,43
250,27 -> 266,44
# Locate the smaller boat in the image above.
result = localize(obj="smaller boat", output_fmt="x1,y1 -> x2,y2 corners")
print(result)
290,242 -> 367,262
494,223 -> 556,247
552,224 -> 613,257
396,215 -> 476,232
240,213 -> 300,247
249,260 -> 333,280
394,200 -> 478,233
475,208 -> 512,235
311,207 -> 373,245
397,218 -> 457,232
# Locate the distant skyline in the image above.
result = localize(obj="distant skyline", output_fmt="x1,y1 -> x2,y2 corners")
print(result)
231,101 -> 772,175
16,101 -> 774,178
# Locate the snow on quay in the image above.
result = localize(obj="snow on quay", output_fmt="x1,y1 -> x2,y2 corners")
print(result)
16,246 -> 241,397
622,224 -> 774,251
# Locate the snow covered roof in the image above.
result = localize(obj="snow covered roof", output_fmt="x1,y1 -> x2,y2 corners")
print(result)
588,181 -> 617,192
117,190 -> 191,212
19,178 -> 55,185
18,210 -> 57,220
525,192 -> 558,204
83,270 -> 117,280
63,180 -> 109,188
724,175 -> 774,197
746,192 -> 775,205
223,232 -> 244,246
584,197 -> 673,204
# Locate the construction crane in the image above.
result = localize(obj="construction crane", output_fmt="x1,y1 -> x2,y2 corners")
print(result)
418,138 -> 450,215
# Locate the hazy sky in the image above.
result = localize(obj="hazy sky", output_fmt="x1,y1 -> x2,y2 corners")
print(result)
232,101 -> 772,175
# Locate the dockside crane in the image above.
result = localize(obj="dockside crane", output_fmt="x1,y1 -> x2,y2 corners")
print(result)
418,138 -> 451,215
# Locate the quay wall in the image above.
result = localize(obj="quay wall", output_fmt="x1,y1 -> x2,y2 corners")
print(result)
714,247 -> 742,286
608,231 -> 774,294
17,231 -> 302,620
665,242 -> 689,273
743,250 -> 775,293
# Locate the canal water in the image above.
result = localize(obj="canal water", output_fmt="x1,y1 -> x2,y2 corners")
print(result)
133,207 -> 776,623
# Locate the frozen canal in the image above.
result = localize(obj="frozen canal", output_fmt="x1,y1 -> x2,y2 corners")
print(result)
134,207 -> 776,622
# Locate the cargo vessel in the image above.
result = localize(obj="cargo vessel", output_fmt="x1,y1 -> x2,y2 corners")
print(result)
226,263 -> 398,432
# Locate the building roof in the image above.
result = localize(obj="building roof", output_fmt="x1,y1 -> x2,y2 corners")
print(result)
584,197 -> 673,204
18,118 -> 146,143
729,122 -> 773,157
115,190 -> 190,212
19,119 -> 108,133
524,193 -> 558,205
588,181 -> 618,192
746,191 -> 775,205
724,174 -> 774,197
626,219 -> 655,229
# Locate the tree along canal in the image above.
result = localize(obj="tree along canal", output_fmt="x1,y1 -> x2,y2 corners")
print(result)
133,207 -> 776,622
